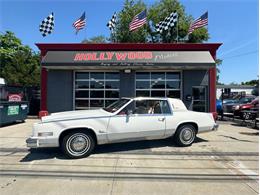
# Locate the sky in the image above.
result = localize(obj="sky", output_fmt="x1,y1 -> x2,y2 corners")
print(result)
0,0 -> 259,84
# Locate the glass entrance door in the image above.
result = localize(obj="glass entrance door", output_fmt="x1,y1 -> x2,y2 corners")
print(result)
192,86 -> 207,112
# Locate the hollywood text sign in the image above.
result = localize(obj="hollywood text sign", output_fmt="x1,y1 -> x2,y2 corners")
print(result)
74,52 -> 153,62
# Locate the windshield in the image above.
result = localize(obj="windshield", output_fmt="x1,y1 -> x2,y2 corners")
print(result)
103,99 -> 130,113
239,97 -> 255,104
223,99 -> 238,104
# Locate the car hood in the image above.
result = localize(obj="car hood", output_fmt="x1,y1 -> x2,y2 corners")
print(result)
240,103 -> 253,108
224,102 -> 239,107
41,109 -> 112,123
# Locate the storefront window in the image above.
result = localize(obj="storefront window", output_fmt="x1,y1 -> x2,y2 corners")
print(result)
105,81 -> 119,89
166,81 -> 180,89
90,91 -> 104,98
90,81 -> 104,89
166,72 -> 180,80
75,100 -> 89,108
76,72 -> 89,80
75,81 -> 89,89
136,72 -> 181,99
90,100 -> 104,108
136,90 -> 150,97
151,90 -> 164,97
136,81 -> 150,89
105,91 -> 119,98
106,73 -> 120,80
151,81 -> 165,89
151,72 -> 165,80
90,72 -> 104,80
75,90 -> 89,98
75,72 -> 119,110
166,90 -> 181,98
136,72 -> 149,79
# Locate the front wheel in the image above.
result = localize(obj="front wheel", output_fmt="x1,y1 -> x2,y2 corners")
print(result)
174,124 -> 196,147
61,131 -> 95,159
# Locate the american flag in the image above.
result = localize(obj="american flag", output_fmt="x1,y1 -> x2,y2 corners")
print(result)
73,12 -> 86,34
188,11 -> 208,34
129,10 -> 147,31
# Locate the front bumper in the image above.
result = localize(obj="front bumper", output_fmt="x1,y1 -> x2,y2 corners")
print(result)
26,137 -> 59,148
26,137 -> 38,148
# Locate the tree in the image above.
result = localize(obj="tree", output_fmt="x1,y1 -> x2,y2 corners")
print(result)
228,82 -> 239,86
252,84 -> 259,96
82,35 -> 107,43
114,0 -> 209,43
241,79 -> 259,86
216,59 -> 222,84
0,31 -> 40,86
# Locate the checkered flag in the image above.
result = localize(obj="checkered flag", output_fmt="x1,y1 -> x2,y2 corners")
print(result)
107,12 -> 117,31
156,12 -> 178,34
39,13 -> 54,37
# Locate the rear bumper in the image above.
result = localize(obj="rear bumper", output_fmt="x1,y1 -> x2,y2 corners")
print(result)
198,123 -> 218,134
212,123 -> 219,131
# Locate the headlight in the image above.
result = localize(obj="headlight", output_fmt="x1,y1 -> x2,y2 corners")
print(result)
38,132 -> 53,137
235,105 -> 240,110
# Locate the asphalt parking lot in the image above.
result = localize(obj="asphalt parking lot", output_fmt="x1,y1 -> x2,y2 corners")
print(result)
0,119 -> 259,195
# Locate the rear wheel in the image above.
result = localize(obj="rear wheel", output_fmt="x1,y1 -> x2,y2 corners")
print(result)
61,130 -> 95,159
174,124 -> 196,147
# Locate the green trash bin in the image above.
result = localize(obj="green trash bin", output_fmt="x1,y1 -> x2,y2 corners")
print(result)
0,101 -> 29,126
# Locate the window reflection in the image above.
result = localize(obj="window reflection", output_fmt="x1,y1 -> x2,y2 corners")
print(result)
75,72 -> 119,109
136,72 -> 181,99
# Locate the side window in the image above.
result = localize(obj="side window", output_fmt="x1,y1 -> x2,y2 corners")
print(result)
160,100 -> 171,114
136,100 -> 163,114
135,100 -> 149,114
153,101 -> 162,114
118,101 -> 135,115
119,100 -> 164,115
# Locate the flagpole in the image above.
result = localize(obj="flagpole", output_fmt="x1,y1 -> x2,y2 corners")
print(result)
85,11 -> 87,41
111,30 -> 114,43
176,13 -> 179,43
207,10 -> 208,43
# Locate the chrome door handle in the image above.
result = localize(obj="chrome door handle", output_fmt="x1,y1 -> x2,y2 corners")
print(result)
158,117 -> 165,122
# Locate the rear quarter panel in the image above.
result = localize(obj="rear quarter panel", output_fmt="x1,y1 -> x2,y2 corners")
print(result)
165,111 -> 215,136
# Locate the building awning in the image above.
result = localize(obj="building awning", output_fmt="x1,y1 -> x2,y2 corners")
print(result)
41,51 -> 216,70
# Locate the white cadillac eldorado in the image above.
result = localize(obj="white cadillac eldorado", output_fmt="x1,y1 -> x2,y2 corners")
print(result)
26,97 -> 218,158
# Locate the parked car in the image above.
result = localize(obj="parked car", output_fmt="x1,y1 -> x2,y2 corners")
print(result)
233,97 -> 259,119
223,99 -> 239,104
26,97 -> 218,159
222,96 -> 255,115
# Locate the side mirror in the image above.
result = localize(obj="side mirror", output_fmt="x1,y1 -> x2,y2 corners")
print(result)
126,109 -> 133,116
186,95 -> 192,101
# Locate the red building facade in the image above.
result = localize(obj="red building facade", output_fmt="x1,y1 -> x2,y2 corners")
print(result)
37,43 -> 221,114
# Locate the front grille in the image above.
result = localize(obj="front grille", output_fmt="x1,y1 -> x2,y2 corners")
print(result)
223,105 -> 234,113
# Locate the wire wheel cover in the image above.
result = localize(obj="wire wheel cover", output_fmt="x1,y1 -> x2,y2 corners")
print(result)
66,133 -> 91,156
180,127 -> 195,144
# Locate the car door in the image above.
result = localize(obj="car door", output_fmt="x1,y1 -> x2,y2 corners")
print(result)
106,100 -> 167,142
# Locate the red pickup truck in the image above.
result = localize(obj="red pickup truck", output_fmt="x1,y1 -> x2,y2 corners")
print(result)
233,97 -> 259,118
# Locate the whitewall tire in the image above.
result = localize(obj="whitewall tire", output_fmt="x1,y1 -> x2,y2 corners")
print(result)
62,131 -> 95,159
174,124 -> 196,147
